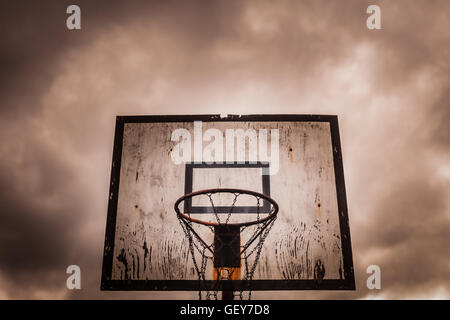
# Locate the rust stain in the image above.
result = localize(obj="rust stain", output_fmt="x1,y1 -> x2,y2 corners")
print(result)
289,147 -> 293,163
214,266 -> 241,281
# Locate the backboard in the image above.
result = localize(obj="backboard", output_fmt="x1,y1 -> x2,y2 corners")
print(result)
101,114 -> 355,292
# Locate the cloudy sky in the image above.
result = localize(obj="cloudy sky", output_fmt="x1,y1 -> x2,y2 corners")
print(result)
0,0 -> 449,299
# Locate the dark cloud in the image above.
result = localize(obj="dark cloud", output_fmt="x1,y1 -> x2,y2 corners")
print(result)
0,134 -> 90,297
0,0 -> 449,298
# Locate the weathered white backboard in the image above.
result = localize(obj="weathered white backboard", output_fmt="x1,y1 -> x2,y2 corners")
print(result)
101,115 -> 354,291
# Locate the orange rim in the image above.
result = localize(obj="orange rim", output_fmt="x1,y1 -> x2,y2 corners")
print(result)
174,188 -> 278,228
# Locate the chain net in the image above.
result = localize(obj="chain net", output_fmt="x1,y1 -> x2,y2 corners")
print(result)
177,191 -> 277,300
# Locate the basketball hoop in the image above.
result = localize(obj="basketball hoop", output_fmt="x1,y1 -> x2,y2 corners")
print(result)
174,188 -> 278,300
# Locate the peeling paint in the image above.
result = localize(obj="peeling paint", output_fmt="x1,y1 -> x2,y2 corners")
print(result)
317,202 -> 321,219
314,259 -> 325,281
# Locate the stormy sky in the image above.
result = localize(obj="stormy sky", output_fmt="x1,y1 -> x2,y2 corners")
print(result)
0,0 -> 449,299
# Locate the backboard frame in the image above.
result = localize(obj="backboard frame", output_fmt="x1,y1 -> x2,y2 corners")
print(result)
101,114 -> 355,291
